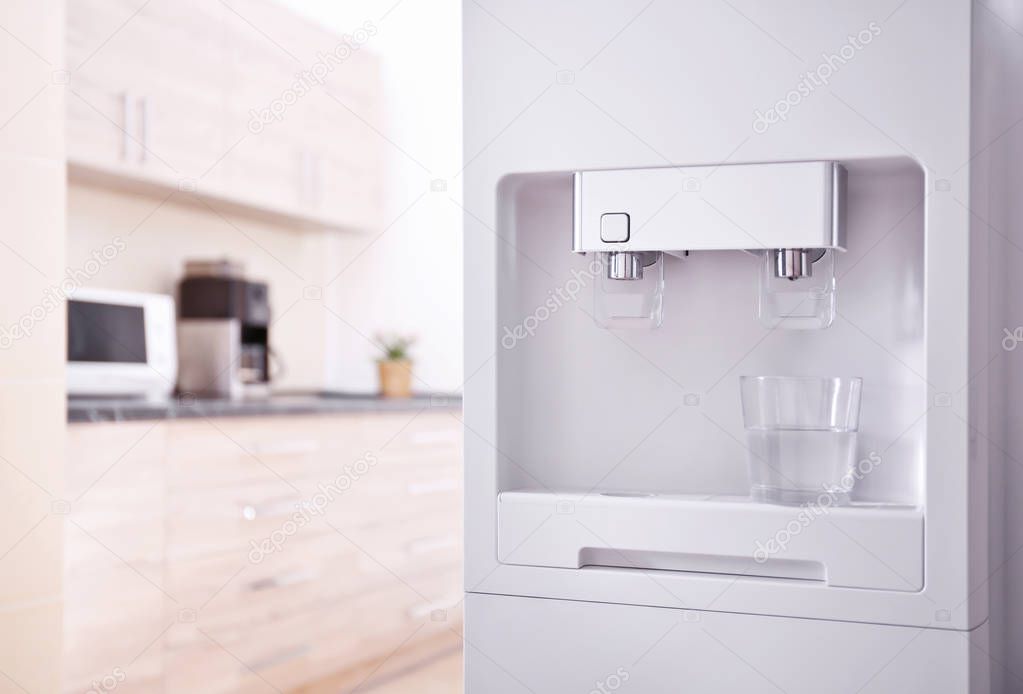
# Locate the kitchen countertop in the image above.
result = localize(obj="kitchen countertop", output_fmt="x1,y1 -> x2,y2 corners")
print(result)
68,391 -> 462,423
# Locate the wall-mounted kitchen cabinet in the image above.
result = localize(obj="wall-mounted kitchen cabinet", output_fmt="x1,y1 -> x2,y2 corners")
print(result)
66,0 -> 384,232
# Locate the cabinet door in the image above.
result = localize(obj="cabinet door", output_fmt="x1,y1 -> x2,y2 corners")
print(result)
67,0 -> 230,187
309,49 -> 385,230
63,422 -> 168,694
219,0 -> 385,230
220,0 -> 310,216
65,0 -> 140,168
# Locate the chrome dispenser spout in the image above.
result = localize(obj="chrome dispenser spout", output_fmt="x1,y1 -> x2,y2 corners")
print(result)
606,251 -> 660,280
772,248 -> 826,281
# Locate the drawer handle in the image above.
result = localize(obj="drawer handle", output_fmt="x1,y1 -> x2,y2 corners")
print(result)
246,439 -> 320,456
406,479 -> 459,495
407,593 -> 461,620
247,568 -> 319,591
409,430 -> 460,445
242,497 -> 301,520
246,644 -> 311,672
406,534 -> 459,555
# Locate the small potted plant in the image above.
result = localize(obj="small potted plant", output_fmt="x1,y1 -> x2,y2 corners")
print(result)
376,333 -> 416,398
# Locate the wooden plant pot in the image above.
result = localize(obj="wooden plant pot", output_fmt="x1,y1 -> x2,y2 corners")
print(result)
378,359 -> 413,398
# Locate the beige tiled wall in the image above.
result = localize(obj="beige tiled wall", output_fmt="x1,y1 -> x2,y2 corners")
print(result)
0,0 -> 65,692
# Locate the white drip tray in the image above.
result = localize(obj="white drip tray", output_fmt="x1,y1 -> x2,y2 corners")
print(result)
498,491 -> 923,592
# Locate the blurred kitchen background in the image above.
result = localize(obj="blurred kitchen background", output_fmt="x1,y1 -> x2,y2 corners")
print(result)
68,0 -> 463,394
0,0 -> 465,692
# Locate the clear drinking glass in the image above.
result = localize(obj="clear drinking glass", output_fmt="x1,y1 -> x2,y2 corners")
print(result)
740,376 -> 863,506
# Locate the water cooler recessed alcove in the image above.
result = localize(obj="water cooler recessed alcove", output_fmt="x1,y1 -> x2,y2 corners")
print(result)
493,158 -> 926,592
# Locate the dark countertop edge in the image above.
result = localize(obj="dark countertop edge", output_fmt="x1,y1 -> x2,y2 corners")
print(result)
68,392 -> 463,424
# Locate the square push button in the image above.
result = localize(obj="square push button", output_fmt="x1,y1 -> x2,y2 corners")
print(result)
600,213 -> 630,242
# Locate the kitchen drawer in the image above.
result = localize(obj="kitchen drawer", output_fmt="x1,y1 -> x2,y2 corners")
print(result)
65,656 -> 162,694
166,417 -> 354,490
64,562 -> 167,629
168,549 -> 460,672
349,411 -> 462,455
166,622 -> 365,694
320,467 -> 461,530
264,444 -> 383,490
65,423 -> 171,580
166,535 -> 348,643
203,414 -> 344,449
63,565 -> 166,694
308,571 -> 462,666
166,596 -> 330,693
164,458 -> 460,586
65,459 -> 165,569
164,638 -> 282,694
327,511 -> 462,583
166,480 -> 330,562
165,421 -> 288,490
177,571 -> 456,693
166,531 -> 455,648
65,514 -> 163,571
67,421 -> 167,490
323,478 -> 461,528
165,549 -> 260,609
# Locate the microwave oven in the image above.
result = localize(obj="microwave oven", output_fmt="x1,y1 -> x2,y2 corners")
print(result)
66,288 -> 177,400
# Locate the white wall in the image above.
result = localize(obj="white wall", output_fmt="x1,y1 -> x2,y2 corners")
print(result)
67,184 -> 337,390
281,0 -> 464,394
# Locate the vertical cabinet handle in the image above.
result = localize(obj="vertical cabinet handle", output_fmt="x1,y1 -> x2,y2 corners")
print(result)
120,92 -> 148,164
299,151 -> 322,207
121,91 -> 137,162
138,95 -> 148,163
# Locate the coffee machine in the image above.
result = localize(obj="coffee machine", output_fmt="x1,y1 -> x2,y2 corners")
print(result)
177,260 -> 271,398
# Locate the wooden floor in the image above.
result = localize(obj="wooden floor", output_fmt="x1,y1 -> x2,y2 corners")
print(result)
295,638 -> 462,694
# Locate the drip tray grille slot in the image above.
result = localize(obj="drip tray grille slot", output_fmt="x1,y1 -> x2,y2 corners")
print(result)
578,548 -> 826,582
